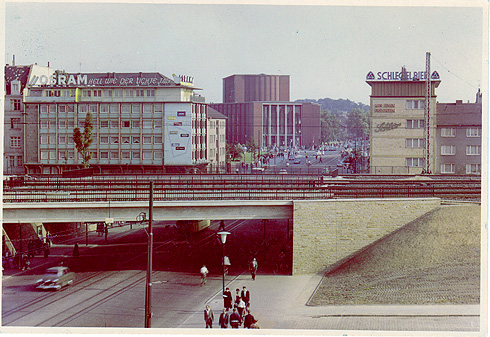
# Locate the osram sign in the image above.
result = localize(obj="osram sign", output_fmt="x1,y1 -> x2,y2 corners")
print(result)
29,74 -> 87,86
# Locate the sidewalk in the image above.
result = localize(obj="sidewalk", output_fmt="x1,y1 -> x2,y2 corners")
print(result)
178,273 -> 481,332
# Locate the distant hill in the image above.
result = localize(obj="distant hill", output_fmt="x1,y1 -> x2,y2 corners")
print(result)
296,98 -> 370,114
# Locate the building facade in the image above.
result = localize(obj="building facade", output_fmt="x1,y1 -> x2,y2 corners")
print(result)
4,63 -> 53,175
211,74 -> 321,148
366,69 -> 440,174
436,93 -> 482,174
206,107 -> 227,172
22,72 -> 209,175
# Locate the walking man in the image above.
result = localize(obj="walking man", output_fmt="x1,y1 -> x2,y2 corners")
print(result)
230,308 -> 241,328
223,287 -> 233,310
241,286 -> 250,309
249,258 -> 258,280
219,309 -> 229,328
204,305 -> 214,328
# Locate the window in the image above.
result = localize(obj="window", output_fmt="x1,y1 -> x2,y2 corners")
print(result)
12,99 -> 21,111
132,151 -> 141,159
100,136 -> 109,144
78,120 -> 85,128
122,121 -> 130,128
59,135 -> 66,144
100,120 -> 109,128
122,136 -> 130,144
88,105 -> 97,113
147,89 -> 155,97
466,145 -> 481,155
441,145 -> 456,155
136,89 -> 145,97
154,136 -> 162,144
466,164 -> 481,174
406,138 -> 424,148
121,104 -> 131,113
132,104 -> 141,113
93,90 -> 102,97
407,119 -> 425,129
441,127 -> 456,137
143,136 -> 152,144
126,89 -> 133,97
110,120 -> 119,128
143,104 -> 152,113
104,90 -> 113,98
121,151 -> 130,159
100,151 -> 109,159
110,151 -> 119,159
132,136 -> 140,144
154,120 -> 162,128
406,158 -> 424,167
100,104 -> 109,113
67,120 -> 74,128
143,120 -> 153,129
41,135 -> 49,144
440,164 -> 455,174
10,137 -> 21,148
49,135 -> 56,144
68,137 -> 74,144
10,118 -> 21,129
41,151 -> 48,160
83,90 -> 91,97
143,151 -> 153,160
78,105 -> 87,113
41,105 -> 48,113
154,151 -> 163,159
49,151 -> 56,160
466,127 -> 481,137
59,105 -> 66,113
16,156 -> 22,166
40,120 -> 48,129
132,120 -> 140,128
91,151 -> 98,159
114,89 -> 123,97
11,82 -> 20,95
154,104 -> 163,113
110,104 -> 119,113
406,100 -> 425,109
110,136 -> 119,144
49,105 -> 56,113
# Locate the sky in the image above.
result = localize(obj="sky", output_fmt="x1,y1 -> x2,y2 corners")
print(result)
3,1 -> 486,105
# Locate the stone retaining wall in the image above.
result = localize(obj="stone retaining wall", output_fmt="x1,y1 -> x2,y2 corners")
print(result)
292,198 -> 441,274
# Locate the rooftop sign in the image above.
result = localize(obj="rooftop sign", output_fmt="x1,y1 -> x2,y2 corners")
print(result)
366,71 -> 440,81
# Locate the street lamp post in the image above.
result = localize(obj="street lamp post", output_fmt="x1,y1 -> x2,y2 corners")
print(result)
144,181 -> 154,328
217,231 -> 230,294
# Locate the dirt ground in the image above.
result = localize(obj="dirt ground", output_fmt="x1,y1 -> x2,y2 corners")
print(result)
309,203 -> 482,305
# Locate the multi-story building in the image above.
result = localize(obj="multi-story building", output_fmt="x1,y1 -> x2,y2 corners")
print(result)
22,71 -> 209,175
210,74 -> 321,149
206,107 -> 227,172
366,69 -> 441,174
4,61 -> 53,175
436,91 -> 482,174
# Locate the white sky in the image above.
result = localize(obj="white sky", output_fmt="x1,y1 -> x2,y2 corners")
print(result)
3,1 -> 487,105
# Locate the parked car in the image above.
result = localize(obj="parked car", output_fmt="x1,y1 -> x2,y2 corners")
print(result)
279,169 -> 288,174
36,266 -> 75,290
294,159 -> 301,164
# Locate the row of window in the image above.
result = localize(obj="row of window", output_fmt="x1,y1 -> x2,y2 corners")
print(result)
6,155 -> 23,167
81,89 -> 155,98
41,150 -> 163,161
41,103 -> 163,114
441,127 -> 481,137
40,135 -> 163,145
440,164 -> 481,174
441,145 -> 481,155
40,119 -> 163,129
406,100 -> 425,110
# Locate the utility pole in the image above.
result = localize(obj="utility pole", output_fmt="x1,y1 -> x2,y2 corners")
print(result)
144,181 -> 154,328
424,52 -> 431,174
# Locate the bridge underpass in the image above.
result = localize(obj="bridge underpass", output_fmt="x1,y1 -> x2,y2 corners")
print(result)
2,198 -> 441,274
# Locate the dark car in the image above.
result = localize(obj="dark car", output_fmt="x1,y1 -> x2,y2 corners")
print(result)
36,266 -> 75,290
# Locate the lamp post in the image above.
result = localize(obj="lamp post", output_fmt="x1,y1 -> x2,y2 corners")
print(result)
217,231 -> 230,294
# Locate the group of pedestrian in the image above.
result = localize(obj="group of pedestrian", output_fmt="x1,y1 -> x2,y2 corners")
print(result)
205,285 -> 259,329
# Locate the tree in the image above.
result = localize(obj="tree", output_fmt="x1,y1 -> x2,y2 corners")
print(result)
321,109 -> 342,143
345,108 -> 369,140
73,111 -> 94,168
226,143 -> 244,162
246,139 -> 259,162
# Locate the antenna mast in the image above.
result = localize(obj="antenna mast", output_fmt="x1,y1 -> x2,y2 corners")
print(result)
424,52 -> 431,174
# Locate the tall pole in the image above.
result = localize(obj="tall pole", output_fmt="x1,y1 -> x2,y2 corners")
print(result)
424,52 -> 431,174
144,181 -> 154,328
221,242 -> 225,294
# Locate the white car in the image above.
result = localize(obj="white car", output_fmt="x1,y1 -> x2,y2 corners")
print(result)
36,266 -> 75,290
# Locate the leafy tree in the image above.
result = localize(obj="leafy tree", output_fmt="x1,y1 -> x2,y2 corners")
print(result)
246,139 -> 259,161
321,109 -> 342,143
226,143 -> 244,162
73,111 -> 94,168
346,108 -> 369,140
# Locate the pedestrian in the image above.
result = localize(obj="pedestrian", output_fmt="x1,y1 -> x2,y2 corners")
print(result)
229,308 -> 241,328
219,308 -> 229,328
234,288 -> 241,308
243,310 -> 256,329
223,287 -> 233,310
249,258 -> 258,280
200,265 -> 208,286
241,286 -> 250,309
73,242 -> 79,257
218,220 -> 225,231
204,305 -> 214,328
237,297 -> 246,318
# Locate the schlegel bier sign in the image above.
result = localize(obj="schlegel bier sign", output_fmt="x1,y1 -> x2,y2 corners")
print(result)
366,70 -> 440,81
